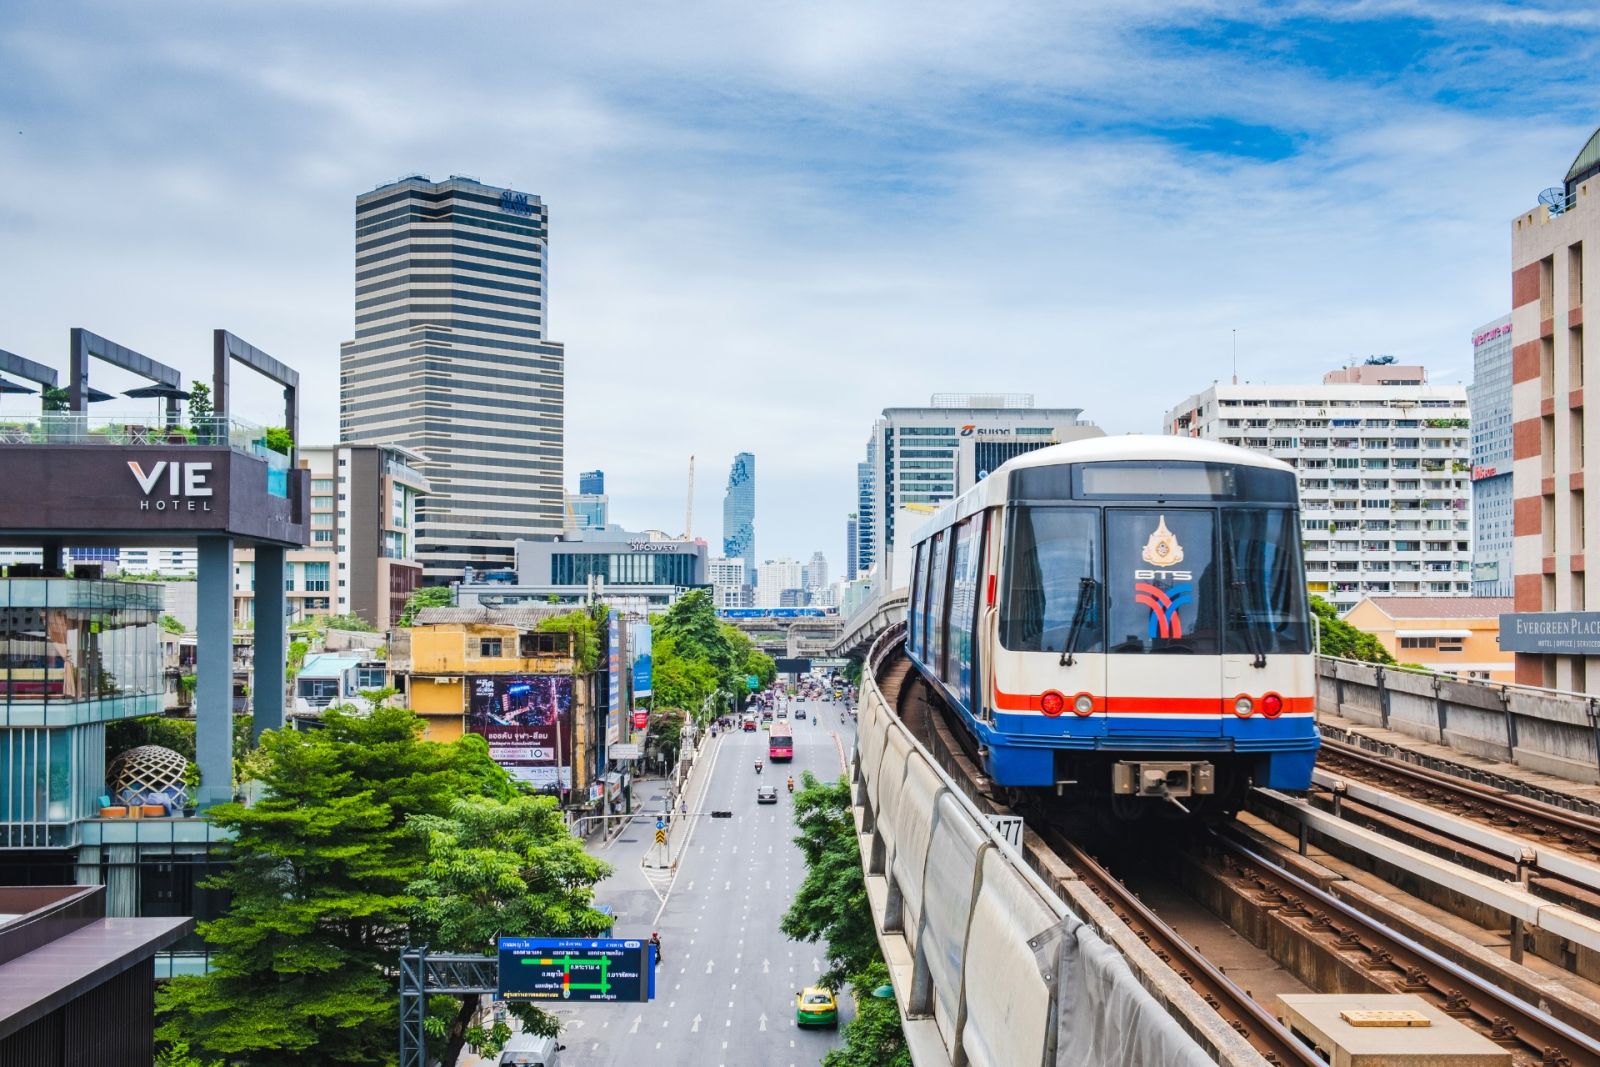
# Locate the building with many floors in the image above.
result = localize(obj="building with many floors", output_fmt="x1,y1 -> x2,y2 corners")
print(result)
723,453 -> 755,583
856,443 -> 877,578
234,442 -> 429,629
845,513 -> 859,581
1469,316 -> 1515,596
708,556 -> 748,609
858,394 -> 1102,567
756,558 -> 804,609
1164,366 -> 1473,614
339,175 -> 565,584
1507,129 -> 1600,689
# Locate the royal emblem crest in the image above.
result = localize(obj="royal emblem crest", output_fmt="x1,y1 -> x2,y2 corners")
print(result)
1141,515 -> 1184,568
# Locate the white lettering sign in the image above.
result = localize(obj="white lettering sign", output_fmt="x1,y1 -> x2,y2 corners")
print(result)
127,460 -> 215,512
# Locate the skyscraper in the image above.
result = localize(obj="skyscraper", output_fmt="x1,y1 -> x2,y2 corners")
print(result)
1468,316 -> 1513,596
845,512 -> 859,579
723,452 -> 755,581
579,470 -> 605,495
340,175 -> 565,583
806,551 -> 828,595
856,444 -> 876,577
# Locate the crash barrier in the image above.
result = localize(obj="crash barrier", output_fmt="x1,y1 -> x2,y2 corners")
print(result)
852,625 -> 1219,1067
1319,657 -> 1600,787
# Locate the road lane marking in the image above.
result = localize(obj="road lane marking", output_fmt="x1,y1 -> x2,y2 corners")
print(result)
759,1012 -> 768,1031
629,1015 -> 641,1033
692,1014 -> 701,1032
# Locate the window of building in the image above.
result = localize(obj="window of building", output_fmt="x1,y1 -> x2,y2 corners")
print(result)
1399,637 -> 1436,649
479,638 -> 502,657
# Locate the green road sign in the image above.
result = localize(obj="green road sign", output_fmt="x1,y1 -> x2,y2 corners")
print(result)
498,937 -> 654,1002
746,675 -> 760,690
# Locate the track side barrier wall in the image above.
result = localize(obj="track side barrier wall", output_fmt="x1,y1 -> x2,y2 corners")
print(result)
851,625 -> 1220,1067
1318,656 -> 1600,786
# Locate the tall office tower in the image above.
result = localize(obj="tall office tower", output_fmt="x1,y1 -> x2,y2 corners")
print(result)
566,468 -> 608,529
1468,316 -> 1514,596
579,470 -> 605,495
339,175 -> 565,584
723,452 -> 755,581
1506,131 -> 1600,689
845,513 -> 859,580
756,559 -> 804,609
862,395 -> 1102,565
1165,364 -> 1472,615
806,551 -> 828,595
856,443 -> 877,577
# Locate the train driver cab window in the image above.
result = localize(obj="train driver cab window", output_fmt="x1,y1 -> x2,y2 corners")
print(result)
1105,509 -> 1219,655
1222,509 -> 1311,656
1000,508 -> 1102,654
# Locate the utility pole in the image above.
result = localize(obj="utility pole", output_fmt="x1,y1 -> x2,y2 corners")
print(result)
684,455 -> 695,539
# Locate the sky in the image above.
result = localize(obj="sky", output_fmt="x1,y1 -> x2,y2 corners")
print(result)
3,1 -> 1598,573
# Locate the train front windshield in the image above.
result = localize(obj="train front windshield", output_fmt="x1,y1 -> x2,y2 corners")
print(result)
1000,462 -> 1311,657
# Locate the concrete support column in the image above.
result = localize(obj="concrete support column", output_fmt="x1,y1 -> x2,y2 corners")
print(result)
252,544 -> 286,740
196,536 -> 235,809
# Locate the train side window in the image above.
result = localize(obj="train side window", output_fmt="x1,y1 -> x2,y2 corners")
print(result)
999,507 -> 1103,654
927,531 -> 951,675
908,542 -> 927,659
947,515 -> 982,695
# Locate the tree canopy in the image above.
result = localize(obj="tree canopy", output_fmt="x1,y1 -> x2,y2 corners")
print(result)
651,590 -> 776,719
157,703 -> 513,1065
396,585 -> 453,627
1310,595 -> 1395,664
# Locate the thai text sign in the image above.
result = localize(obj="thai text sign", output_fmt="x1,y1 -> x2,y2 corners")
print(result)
467,675 -> 573,789
498,937 -> 654,1002
1499,612 -> 1600,654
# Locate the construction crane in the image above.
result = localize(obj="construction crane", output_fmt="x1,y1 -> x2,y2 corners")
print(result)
683,455 -> 695,539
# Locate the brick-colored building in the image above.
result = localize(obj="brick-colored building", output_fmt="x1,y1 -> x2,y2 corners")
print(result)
1510,128 -> 1600,689
1343,596 -> 1515,682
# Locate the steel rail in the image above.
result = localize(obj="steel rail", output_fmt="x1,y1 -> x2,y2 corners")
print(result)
1034,824 -> 1322,1067
1213,828 -> 1600,1065
1318,737 -> 1600,850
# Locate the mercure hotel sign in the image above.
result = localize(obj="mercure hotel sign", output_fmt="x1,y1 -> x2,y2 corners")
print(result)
1499,612 -> 1600,654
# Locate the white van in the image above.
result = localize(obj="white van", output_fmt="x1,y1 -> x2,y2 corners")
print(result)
498,1033 -> 564,1067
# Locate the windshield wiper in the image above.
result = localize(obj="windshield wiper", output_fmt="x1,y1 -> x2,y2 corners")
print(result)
1059,577 -> 1099,667
1225,540 -> 1267,668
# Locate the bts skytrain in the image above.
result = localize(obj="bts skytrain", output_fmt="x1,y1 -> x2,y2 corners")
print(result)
904,435 -> 1318,817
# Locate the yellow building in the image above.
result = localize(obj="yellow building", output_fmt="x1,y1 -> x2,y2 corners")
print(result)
391,606 -> 595,794
1342,597 -> 1515,682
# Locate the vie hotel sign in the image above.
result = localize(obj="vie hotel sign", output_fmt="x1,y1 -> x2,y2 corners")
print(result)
128,460 -> 213,511
1499,612 -> 1600,654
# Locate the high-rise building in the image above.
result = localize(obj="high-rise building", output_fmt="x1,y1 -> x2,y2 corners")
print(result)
1506,131 -> 1600,689
805,551 -> 828,595
723,452 -> 755,581
756,559 -> 804,609
707,556 -> 748,609
856,443 -> 876,577
1164,365 -> 1473,614
339,175 -> 565,584
860,395 -> 1102,565
1469,316 -> 1514,596
845,513 -> 859,580
566,470 -> 608,531
578,470 -> 605,496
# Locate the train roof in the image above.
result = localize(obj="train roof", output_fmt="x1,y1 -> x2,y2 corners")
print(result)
910,435 -> 1297,542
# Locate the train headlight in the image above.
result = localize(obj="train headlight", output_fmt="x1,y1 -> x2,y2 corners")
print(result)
1261,693 -> 1283,718
1233,695 -> 1255,717
1073,694 -> 1095,716
1040,690 -> 1066,717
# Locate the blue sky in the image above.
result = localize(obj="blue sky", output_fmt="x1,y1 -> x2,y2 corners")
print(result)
1,1 -> 1596,571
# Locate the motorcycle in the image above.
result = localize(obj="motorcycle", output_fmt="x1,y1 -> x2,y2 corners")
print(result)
755,760 -> 763,774
786,777 -> 795,793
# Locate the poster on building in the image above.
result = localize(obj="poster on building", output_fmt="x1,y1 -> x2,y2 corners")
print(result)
606,612 -> 623,746
467,675 -> 574,790
630,621 -> 652,700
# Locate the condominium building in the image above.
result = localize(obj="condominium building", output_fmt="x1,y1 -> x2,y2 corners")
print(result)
1506,128 -> 1600,689
339,175 -> 565,583
235,443 -> 430,629
804,551 -> 828,595
1164,366 -> 1473,614
859,394 -> 1102,566
723,453 -> 755,581
845,512 -> 859,580
755,558 -> 804,609
708,556 -> 748,609
856,443 -> 877,577
1469,316 -> 1514,596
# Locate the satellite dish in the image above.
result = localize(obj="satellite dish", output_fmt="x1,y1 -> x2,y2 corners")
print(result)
1539,187 -> 1569,215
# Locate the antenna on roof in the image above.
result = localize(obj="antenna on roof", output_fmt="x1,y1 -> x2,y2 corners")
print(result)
1539,187 -> 1570,217
1231,329 -> 1237,385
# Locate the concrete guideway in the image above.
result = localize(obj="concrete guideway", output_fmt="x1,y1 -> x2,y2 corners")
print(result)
533,698 -> 857,1067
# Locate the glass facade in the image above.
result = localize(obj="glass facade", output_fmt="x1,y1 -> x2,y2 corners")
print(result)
550,552 -> 701,587
723,452 -> 756,579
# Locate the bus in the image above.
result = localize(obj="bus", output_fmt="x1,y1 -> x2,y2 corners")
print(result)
768,721 -> 793,762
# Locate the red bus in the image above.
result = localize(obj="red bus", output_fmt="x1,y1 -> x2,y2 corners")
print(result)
768,721 -> 793,762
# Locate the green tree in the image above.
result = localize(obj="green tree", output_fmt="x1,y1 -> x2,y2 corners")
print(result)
646,709 -> 685,766
657,589 -> 734,679
160,613 -> 187,635
322,612 -> 378,633
156,703 -> 512,1065
823,962 -> 911,1067
397,586 -> 453,627
1310,596 -> 1395,664
187,380 -> 213,424
264,426 -> 293,455
650,632 -> 719,714
408,794 -> 612,1065
40,385 -> 69,412
780,772 -> 879,989
537,608 -> 602,672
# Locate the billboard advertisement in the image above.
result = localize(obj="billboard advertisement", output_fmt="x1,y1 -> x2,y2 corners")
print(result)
606,612 -> 623,746
467,675 -> 574,790
630,621 -> 653,700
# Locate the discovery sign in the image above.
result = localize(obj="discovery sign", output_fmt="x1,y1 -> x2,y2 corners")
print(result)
1499,612 -> 1600,654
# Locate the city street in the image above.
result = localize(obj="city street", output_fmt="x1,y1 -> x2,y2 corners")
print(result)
549,696 -> 859,1067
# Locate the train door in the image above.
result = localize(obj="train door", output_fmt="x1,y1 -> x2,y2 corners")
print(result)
1102,508 -> 1224,736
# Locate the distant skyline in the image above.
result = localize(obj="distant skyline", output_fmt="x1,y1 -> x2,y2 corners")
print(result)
3,3 -> 1596,560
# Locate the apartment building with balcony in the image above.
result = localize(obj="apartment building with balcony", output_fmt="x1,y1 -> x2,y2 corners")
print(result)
1164,365 -> 1473,614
